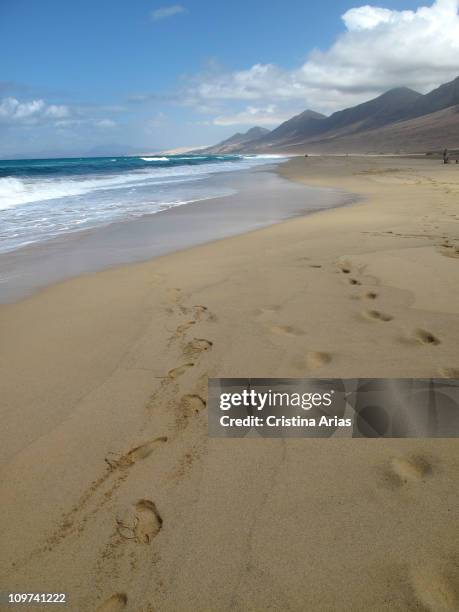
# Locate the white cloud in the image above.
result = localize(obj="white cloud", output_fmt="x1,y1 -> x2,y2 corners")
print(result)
0,98 -> 122,133
212,105 -> 292,126
342,6 -> 394,30
151,4 -> 186,21
0,97 -> 71,125
45,104 -> 70,119
186,0 -> 459,114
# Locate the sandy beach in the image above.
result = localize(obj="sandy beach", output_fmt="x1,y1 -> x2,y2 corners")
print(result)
1,155 -> 459,611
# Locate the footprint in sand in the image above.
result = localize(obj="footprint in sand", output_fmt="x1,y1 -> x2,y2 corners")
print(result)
438,367 -> 459,378
413,328 -> 441,346
270,325 -> 304,337
349,278 -> 362,286
337,258 -> 352,274
134,500 -> 162,544
381,455 -> 433,489
309,264 -> 322,269
106,437 -> 167,470
363,309 -> 394,322
411,563 -> 459,611
175,320 -> 196,336
168,363 -> 194,379
390,455 -> 432,483
192,304 -> 216,322
181,393 -> 207,415
441,246 -> 459,259
192,304 -> 208,315
166,288 -> 182,303
96,593 -> 127,612
117,500 -> 162,544
353,291 -> 378,301
306,351 -> 332,370
184,338 -> 213,358
176,394 -> 207,429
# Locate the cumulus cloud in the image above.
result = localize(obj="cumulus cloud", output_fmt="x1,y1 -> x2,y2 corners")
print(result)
0,97 -> 70,124
212,105 -> 293,126
1,98 -> 36,121
342,6 -> 394,30
0,97 -> 116,128
151,4 -> 186,21
186,0 -> 459,114
0,98 -> 70,124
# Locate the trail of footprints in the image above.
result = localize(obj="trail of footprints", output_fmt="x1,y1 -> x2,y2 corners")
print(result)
37,435 -> 169,555
336,258 -> 456,373
18,289 -> 215,610
35,260 -> 459,608
254,254 -> 450,374
98,257 -> 455,606
96,294 -> 214,606
340,223 -> 458,609
337,259 -> 395,323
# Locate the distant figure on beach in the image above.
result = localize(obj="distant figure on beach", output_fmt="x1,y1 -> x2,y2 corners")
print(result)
443,148 -> 449,164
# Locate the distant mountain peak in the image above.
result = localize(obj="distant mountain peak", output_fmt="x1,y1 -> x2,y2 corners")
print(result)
384,86 -> 421,95
403,75 -> 459,119
197,126 -> 270,154
245,126 -> 270,137
295,109 -> 326,119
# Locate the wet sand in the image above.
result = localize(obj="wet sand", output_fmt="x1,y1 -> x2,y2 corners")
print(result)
0,165 -> 350,304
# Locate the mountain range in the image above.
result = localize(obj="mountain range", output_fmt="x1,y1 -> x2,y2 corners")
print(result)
202,76 -> 459,154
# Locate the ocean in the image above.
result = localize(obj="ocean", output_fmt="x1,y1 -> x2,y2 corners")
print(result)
0,153 -> 286,254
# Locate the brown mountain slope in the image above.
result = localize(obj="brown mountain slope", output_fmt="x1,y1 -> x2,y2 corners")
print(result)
274,104 -> 459,154
240,87 -> 422,153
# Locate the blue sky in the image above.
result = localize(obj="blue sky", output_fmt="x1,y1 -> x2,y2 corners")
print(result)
1,0 -> 459,157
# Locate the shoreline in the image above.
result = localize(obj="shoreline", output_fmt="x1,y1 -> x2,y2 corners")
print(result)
1,155 -> 458,611
0,163 -> 353,304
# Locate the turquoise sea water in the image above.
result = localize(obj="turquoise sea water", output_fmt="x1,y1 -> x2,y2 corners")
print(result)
0,154 -> 285,254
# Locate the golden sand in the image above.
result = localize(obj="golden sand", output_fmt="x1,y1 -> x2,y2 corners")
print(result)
1,155 -> 458,611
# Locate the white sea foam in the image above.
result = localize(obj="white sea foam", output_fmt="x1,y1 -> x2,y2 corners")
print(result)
0,167 -> 195,210
0,157 -> 273,210
0,177 -> 89,210
0,154 -> 284,254
141,156 -> 169,161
